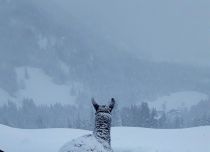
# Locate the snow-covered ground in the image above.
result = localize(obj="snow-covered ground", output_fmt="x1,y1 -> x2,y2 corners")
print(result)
148,91 -> 208,111
0,124 -> 209,152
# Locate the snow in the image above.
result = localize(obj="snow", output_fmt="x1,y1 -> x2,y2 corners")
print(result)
0,67 -> 208,109
59,134 -> 112,152
12,67 -> 78,105
148,91 -> 208,111
0,67 -> 85,105
15,67 -> 77,105
0,124 -> 209,152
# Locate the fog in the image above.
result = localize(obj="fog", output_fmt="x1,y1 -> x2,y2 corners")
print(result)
55,0 -> 210,66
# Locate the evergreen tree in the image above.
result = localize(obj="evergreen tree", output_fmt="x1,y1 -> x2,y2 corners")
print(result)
120,107 -> 131,126
140,102 -> 150,127
158,111 -> 167,128
149,108 -> 158,128
112,100 -> 122,126
174,116 -> 183,128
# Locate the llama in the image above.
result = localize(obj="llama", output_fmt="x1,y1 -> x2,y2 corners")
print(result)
58,98 -> 115,152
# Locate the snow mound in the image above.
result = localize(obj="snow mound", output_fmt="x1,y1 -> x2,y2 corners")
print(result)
59,134 -> 112,152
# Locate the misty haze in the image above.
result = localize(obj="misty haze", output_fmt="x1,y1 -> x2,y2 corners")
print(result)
0,0 -> 209,152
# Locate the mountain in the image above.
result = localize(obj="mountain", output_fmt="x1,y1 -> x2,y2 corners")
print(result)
0,0 -> 210,106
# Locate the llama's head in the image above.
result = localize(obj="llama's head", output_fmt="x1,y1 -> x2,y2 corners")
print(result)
92,98 -> 115,145
92,98 -> 115,115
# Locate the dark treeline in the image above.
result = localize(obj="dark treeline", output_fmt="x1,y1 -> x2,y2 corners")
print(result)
0,99 -> 210,129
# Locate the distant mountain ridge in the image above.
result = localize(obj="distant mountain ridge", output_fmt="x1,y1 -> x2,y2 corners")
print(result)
0,0 -> 209,106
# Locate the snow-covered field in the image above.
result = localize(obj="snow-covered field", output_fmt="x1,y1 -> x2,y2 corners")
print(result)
0,124 -> 209,152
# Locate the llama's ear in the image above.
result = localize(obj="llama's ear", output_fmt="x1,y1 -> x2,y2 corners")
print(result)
92,98 -> 99,111
109,98 -> 115,112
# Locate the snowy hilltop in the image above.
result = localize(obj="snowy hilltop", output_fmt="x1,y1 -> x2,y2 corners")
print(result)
58,98 -> 115,152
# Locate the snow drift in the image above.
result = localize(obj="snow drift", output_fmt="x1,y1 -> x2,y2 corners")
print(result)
0,124 -> 209,152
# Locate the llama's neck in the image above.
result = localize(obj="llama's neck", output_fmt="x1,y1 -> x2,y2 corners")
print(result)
93,112 -> 112,145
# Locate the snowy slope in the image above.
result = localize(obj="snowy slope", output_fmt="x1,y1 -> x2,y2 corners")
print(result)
15,67 -> 79,105
0,67 -> 81,106
0,124 -> 209,152
148,91 -> 208,111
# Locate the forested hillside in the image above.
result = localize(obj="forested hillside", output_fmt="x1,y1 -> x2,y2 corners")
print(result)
0,0 -> 209,107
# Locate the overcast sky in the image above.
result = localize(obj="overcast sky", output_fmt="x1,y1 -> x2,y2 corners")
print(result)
52,0 -> 210,66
